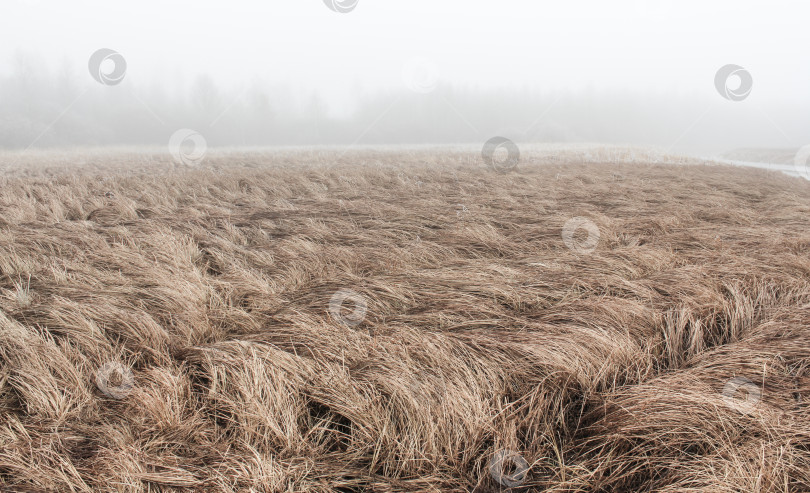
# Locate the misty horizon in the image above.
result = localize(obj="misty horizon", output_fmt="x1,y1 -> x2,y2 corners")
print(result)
2,1 -> 809,156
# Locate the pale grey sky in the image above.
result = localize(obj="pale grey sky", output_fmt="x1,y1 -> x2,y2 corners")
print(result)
1,0 -> 808,152
3,0 -> 807,100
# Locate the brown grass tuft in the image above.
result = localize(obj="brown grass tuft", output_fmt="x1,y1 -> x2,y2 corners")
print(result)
0,147 -> 809,491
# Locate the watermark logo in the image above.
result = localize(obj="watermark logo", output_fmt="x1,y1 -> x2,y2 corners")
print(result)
722,376 -> 761,414
169,129 -> 208,167
329,289 -> 368,327
793,145 -> 810,180
402,57 -> 440,94
562,217 -> 600,254
323,0 -> 358,13
407,375 -> 448,400
482,137 -> 520,173
95,361 -> 134,399
489,449 -> 529,488
715,64 -> 753,101
88,49 -> 127,86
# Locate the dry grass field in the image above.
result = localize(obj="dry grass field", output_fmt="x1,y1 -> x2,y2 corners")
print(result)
1,147 -> 809,492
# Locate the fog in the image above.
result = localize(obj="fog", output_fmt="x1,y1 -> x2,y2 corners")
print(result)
2,0 -> 809,155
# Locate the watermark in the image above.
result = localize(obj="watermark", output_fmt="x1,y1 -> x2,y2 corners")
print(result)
323,0 -> 358,13
722,376 -> 761,414
482,137 -> 520,173
402,57 -> 440,94
95,361 -> 134,399
455,204 -> 469,218
169,129 -> 208,166
407,376 -> 448,400
489,449 -> 529,488
714,64 -> 753,101
329,289 -> 368,327
88,49 -> 127,86
561,217 -> 600,254
793,145 -> 810,180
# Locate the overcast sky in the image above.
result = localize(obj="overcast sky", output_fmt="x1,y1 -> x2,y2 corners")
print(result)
2,1 -> 808,152
3,1 -> 806,97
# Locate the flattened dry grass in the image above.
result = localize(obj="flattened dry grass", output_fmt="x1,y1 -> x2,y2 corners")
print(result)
0,148 -> 809,492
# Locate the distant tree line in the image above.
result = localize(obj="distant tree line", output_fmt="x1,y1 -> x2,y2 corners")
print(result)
1,53 -> 807,154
